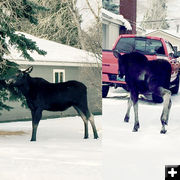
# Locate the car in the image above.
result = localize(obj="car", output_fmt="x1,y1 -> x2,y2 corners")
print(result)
102,34 -> 180,102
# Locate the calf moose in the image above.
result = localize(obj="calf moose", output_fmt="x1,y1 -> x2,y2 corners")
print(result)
113,50 -> 172,134
7,67 -> 98,141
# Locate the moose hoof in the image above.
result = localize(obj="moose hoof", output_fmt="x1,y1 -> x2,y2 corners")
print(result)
30,139 -> 36,142
132,123 -> 140,132
132,128 -> 138,132
160,129 -> 167,134
124,116 -> 129,122
161,120 -> 168,126
84,136 -> 89,139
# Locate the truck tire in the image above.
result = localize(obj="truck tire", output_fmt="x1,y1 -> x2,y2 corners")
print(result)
170,75 -> 179,94
102,85 -> 109,98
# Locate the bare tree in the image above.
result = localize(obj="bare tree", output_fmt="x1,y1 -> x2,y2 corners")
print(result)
77,0 -> 102,111
17,0 -> 81,48
67,0 -> 86,49
85,0 -> 101,24
141,0 -> 169,30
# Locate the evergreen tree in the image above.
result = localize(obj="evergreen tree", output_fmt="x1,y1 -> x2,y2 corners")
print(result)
102,0 -> 119,14
141,0 -> 169,30
0,0 -> 47,114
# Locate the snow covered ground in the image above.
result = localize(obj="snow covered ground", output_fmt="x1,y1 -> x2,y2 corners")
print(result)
103,87 -> 180,180
0,115 -> 102,180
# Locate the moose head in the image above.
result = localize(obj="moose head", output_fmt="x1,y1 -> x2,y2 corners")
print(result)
113,50 -> 125,79
7,66 -> 33,86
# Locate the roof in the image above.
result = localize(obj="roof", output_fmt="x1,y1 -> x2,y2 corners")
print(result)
145,29 -> 180,40
102,8 -> 132,30
4,32 -> 100,67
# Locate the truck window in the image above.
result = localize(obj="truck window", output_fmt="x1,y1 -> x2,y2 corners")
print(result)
165,41 -> 175,57
146,39 -> 165,55
115,37 -> 165,55
115,38 -> 135,53
135,38 -> 146,53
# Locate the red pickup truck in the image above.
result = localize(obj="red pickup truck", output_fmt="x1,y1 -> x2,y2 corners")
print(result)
102,34 -> 180,101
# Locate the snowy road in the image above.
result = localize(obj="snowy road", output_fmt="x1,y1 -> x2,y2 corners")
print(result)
103,87 -> 180,180
0,116 -> 102,180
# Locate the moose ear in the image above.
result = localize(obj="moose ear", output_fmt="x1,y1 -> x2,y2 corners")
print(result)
113,50 -> 121,59
24,66 -> 33,74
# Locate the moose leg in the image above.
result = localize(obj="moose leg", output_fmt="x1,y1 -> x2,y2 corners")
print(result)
88,113 -> 99,139
74,106 -> 89,139
31,109 -> 42,141
74,106 -> 98,139
131,91 -> 140,132
158,87 -> 172,134
124,97 -> 133,122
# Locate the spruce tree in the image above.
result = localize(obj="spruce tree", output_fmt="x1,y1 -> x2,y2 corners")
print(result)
0,0 -> 47,114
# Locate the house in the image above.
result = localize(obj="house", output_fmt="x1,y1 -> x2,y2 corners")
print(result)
145,29 -> 180,51
0,32 -> 101,122
102,0 -> 142,50
102,8 -> 132,50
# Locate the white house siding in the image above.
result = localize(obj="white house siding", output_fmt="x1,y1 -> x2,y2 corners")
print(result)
109,23 -> 120,49
102,24 -> 109,49
103,21 -> 120,50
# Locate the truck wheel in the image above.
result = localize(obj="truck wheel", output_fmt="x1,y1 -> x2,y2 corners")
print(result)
102,85 -> 109,98
152,94 -> 163,103
170,75 -> 179,94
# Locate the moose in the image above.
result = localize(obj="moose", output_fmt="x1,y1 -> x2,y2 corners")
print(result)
113,50 -> 172,134
7,66 -> 99,141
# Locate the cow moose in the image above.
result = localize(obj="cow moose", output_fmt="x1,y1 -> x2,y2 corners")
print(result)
7,67 -> 99,141
113,50 -> 172,134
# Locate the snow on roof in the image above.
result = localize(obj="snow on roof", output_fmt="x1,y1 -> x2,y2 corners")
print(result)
4,32 -> 99,65
145,29 -> 180,39
102,8 -> 132,30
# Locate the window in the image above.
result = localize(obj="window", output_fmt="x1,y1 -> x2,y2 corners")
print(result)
115,37 -> 134,53
135,39 -> 146,52
166,41 -> 175,57
145,39 -> 165,55
53,69 -> 65,83
115,37 -> 165,55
